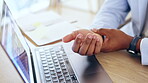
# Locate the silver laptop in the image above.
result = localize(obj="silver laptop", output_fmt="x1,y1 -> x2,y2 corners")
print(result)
0,1 -> 112,83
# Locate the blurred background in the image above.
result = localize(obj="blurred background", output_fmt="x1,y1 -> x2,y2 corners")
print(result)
5,0 -> 105,28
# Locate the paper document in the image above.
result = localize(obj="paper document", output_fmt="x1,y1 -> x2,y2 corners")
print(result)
17,11 -> 77,46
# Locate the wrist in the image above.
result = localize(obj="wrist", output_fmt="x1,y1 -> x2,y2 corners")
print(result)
136,38 -> 142,53
126,36 -> 133,49
127,36 -> 141,55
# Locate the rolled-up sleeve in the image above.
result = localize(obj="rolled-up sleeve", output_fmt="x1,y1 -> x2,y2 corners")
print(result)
89,0 -> 130,29
140,38 -> 148,65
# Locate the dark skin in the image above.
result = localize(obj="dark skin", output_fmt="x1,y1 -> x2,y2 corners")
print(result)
63,28 -> 142,56
92,28 -> 141,53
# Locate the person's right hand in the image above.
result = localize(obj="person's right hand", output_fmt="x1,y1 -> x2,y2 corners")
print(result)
63,29 -> 94,43
63,29 -> 103,56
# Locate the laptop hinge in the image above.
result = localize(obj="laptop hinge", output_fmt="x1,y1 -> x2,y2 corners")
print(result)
30,52 -> 37,83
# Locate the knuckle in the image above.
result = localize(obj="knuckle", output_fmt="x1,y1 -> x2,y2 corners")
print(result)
79,51 -> 85,55
109,29 -> 115,32
87,53 -> 93,56
75,38 -> 82,44
72,30 -> 79,36
99,28 -> 104,31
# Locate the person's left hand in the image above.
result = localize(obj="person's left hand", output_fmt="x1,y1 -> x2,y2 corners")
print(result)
91,28 -> 134,52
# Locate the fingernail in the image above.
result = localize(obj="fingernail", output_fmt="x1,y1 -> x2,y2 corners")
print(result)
92,28 -> 97,32
93,35 -> 96,39
78,34 -> 82,38
97,37 -> 100,41
88,35 -> 92,39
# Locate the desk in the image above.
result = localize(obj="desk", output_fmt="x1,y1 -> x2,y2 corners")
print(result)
0,44 -> 148,83
96,50 -> 148,83
0,45 -> 23,83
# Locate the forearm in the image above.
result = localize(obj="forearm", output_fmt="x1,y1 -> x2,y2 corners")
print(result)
90,0 -> 130,29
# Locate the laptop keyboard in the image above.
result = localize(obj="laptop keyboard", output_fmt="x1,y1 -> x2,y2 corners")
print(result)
37,45 -> 79,83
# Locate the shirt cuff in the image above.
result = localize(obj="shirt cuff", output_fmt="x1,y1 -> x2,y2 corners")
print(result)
140,38 -> 148,65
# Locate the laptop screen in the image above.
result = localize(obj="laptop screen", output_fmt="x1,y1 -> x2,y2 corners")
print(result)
0,2 -> 30,82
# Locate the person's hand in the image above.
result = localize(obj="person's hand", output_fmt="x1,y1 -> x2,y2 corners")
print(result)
72,33 -> 103,56
91,28 -> 133,52
62,29 -> 103,55
63,29 -> 94,43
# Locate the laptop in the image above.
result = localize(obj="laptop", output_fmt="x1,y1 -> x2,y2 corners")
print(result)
0,1 -> 112,83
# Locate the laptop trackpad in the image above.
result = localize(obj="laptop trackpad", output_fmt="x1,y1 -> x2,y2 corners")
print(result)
63,43 -> 112,83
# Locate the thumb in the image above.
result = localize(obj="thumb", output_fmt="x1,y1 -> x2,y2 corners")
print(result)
62,31 -> 78,43
62,34 -> 75,43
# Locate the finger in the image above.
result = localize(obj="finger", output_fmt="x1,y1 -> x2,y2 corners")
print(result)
86,35 -> 97,56
72,34 -> 83,53
91,28 -> 97,33
100,38 -> 109,52
94,36 -> 102,54
62,31 -> 78,43
79,33 -> 93,55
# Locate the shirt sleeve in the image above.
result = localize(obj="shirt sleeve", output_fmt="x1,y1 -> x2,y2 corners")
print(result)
89,0 -> 130,29
140,38 -> 148,65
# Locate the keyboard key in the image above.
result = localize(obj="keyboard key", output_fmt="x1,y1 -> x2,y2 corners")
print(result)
59,76 -> 64,80
44,70 -> 50,74
48,62 -> 53,65
50,71 -> 56,75
59,79 -> 65,83
49,68 -> 55,71
49,65 -> 54,68
53,81 -> 58,83
61,66 -> 66,70
42,60 -> 47,64
53,59 -> 58,62
65,76 -> 71,81
45,74 -> 51,78
43,67 -> 49,70
56,70 -> 62,73
47,59 -> 52,62
51,74 -> 57,78
57,71 -> 62,75
40,55 -> 46,59
46,55 -> 52,59
63,72 -> 69,77
42,64 -> 48,67
66,80 -> 71,83
46,77 -> 52,82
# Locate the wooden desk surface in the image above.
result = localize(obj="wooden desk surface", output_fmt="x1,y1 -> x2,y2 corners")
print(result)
96,51 -> 148,83
0,44 -> 148,83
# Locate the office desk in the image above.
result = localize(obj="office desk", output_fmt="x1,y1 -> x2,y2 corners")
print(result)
96,50 -> 148,83
0,45 -> 23,83
0,44 -> 148,83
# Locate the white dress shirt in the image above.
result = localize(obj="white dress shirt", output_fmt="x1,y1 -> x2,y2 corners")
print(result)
90,0 -> 148,65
